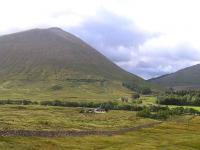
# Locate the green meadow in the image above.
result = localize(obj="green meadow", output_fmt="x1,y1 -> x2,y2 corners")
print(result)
0,108 -> 199,150
0,79 -> 199,150
0,20 -> 199,150
0,80 -> 132,102
0,103 -> 199,150
0,105 -> 155,131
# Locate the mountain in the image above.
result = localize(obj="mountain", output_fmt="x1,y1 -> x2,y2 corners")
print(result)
0,27 -> 142,81
0,27 -> 145,101
149,64 -> 200,89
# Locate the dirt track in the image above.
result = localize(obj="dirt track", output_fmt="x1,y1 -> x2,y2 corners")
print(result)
0,122 -> 162,137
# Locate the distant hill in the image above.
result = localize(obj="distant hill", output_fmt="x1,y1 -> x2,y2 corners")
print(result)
0,27 -> 147,101
149,64 -> 200,89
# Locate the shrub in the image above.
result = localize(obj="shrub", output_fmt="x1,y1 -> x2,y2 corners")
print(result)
157,90 -> 200,106
50,85 -> 63,90
0,99 -> 35,105
140,87 -> 152,95
132,93 -> 140,99
137,106 -> 200,120
137,108 -> 151,118
122,82 -> 152,95
79,109 -> 85,113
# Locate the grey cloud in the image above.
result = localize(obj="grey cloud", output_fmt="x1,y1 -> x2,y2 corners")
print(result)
70,11 -> 148,47
68,10 -> 150,62
116,44 -> 200,79
67,10 -> 200,79
135,54 -> 200,79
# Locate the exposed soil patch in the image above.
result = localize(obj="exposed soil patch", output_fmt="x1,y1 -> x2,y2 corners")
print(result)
0,122 -> 162,137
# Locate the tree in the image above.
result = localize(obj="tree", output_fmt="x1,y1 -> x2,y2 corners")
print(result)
140,87 -> 152,95
132,93 -> 140,99
137,108 -> 151,118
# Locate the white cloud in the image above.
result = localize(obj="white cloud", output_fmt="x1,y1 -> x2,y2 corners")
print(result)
1,0 -> 200,79
0,0 -> 103,34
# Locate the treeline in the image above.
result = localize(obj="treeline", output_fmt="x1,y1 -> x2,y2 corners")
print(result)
0,99 -> 199,120
157,90 -> 200,106
40,100 -> 145,111
137,106 -> 199,120
122,81 -> 152,95
0,99 -> 38,105
0,99 -> 167,112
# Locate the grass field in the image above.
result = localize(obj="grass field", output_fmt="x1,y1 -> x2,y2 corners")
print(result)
141,95 -> 157,105
0,99 -> 199,150
0,113 -> 199,149
0,105 -> 155,131
168,105 -> 200,111
0,80 -> 132,102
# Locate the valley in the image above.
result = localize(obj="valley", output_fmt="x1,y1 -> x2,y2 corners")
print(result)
0,28 -> 199,150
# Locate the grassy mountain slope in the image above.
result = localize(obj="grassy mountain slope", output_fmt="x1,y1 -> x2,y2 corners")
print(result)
149,64 -> 200,89
0,28 -> 142,81
0,27 -> 146,101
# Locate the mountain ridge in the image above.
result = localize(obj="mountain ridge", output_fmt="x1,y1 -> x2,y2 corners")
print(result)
0,27 -> 146,101
0,27 -> 143,82
149,63 -> 200,89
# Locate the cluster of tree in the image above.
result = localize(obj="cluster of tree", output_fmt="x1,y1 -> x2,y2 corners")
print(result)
0,99 -> 171,113
2,99 -> 197,120
137,106 -> 199,120
122,81 -> 152,95
132,93 -> 140,99
40,100 -> 146,111
40,100 -> 115,111
40,100 -> 174,113
157,90 -> 200,106
0,99 -> 38,105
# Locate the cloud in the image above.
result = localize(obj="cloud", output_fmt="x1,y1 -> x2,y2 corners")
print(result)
120,43 -> 200,79
69,10 -> 151,62
1,0 -> 200,79
69,10 -> 200,79
0,0 -> 103,34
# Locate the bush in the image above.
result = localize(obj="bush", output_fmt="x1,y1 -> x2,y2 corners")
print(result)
140,87 -> 152,95
132,93 -> 140,99
137,108 -> 151,118
157,90 -> 200,106
122,82 -> 152,95
137,106 -> 200,120
50,85 -> 63,90
0,99 -> 36,105
79,109 -> 85,113
136,100 -> 142,104
149,105 -> 169,112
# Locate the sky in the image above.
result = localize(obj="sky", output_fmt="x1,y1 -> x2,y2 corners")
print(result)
1,0 -> 200,79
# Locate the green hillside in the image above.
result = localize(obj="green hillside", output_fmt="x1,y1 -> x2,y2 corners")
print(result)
149,64 -> 200,89
0,27 -> 147,101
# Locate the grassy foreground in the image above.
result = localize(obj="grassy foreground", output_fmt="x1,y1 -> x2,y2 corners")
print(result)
0,115 -> 199,149
0,105 -> 199,149
0,105 -> 155,131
